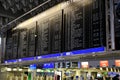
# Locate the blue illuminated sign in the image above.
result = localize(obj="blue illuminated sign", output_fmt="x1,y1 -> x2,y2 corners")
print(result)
19,57 -> 34,62
43,63 -> 54,68
29,64 -> 37,70
62,47 -> 105,56
36,53 -> 61,59
4,47 -> 105,63
4,59 -> 17,63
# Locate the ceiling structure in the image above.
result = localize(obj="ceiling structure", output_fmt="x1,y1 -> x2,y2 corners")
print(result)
0,0 -> 67,34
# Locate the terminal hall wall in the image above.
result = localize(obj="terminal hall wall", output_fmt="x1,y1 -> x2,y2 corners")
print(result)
5,0 -> 106,60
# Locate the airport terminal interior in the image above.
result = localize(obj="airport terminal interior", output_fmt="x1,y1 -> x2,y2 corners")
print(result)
0,0 -> 120,80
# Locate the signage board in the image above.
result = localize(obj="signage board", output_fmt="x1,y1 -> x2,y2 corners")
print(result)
100,60 -> 109,67
115,60 -> 120,67
81,62 -> 89,68
29,64 -> 37,70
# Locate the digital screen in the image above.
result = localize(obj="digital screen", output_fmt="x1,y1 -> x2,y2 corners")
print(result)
29,64 -> 37,70
100,60 -> 109,67
97,73 -> 102,77
43,63 -> 54,68
115,60 -> 120,67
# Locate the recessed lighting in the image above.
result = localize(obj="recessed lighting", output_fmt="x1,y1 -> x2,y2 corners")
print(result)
18,69 -> 23,71
7,68 -> 12,71
13,68 -> 17,71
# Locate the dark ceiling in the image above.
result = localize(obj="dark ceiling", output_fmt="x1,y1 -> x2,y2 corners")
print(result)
0,0 -> 66,33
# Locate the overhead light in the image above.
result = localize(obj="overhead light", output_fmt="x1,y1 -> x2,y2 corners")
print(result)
100,67 -> 103,70
13,68 -> 17,71
37,69 -> 41,72
7,68 -> 12,71
18,69 -> 23,71
28,69 -> 31,72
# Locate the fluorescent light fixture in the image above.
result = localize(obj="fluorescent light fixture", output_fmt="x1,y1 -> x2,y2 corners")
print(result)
100,67 -> 103,70
28,69 -> 31,72
52,71 -> 54,72
7,68 -> 12,71
37,69 -> 41,72
13,68 -> 17,71
18,69 -> 23,71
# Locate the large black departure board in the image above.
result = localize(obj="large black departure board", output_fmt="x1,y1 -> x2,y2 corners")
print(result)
41,20 -> 50,55
64,0 -> 106,51
37,11 -> 62,56
50,12 -> 62,53
36,22 -> 42,56
6,37 -> 12,60
28,24 -> 36,57
64,3 -> 84,51
12,32 -> 19,59
5,0 -> 106,61
91,0 -> 101,47
18,29 -> 28,58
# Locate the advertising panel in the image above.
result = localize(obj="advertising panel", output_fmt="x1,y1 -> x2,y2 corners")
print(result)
100,60 -> 109,67
115,60 -> 120,67
81,62 -> 89,68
